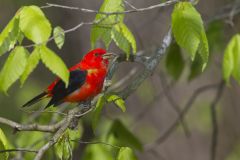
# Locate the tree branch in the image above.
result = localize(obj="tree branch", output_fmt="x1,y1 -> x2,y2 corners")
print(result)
0,117 -> 64,133
34,107 -> 81,160
118,29 -> 172,99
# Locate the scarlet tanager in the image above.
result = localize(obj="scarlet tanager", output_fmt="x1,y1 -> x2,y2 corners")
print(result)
22,48 -> 117,108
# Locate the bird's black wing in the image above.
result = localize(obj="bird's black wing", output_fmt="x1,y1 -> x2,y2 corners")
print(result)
45,70 -> 87,108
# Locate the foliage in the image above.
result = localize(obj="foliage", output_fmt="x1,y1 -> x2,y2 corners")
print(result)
92,94 -> 126,131
0,128 -> 9,160
117,147 -> 137,160
0,17 -> 20,56
222,34 -> 240,84
0,5 -> 69,92
53,26 -> 65,49
107,120 -> 143,151
91,0 -> 136,59
165,42 -> 185,80
0,46 -> 28,93
172,2 -> 209,70
19,6 -> 52,44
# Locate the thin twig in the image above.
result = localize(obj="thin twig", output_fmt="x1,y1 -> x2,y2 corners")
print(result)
71,140 -> 121,149
145,82 -> 221,151
42,0 -> 178,15
124,0 -> 138,10
0,148 -> 38,153
210,81 -> 225,160
158,71 -> 191,137
24,14 -> 110,48
34,107 -> 81,160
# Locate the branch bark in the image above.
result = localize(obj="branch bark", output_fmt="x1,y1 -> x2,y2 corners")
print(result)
0,117 -> 64,133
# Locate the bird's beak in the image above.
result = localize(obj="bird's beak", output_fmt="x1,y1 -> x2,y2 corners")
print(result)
102,52 -> 118,60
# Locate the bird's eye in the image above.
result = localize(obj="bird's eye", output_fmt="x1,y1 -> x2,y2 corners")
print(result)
94,53 -> 99,57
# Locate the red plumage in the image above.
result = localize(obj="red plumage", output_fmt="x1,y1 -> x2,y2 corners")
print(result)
22,48 -> 115,108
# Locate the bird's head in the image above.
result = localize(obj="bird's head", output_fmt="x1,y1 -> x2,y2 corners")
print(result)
80,48 -> 117,69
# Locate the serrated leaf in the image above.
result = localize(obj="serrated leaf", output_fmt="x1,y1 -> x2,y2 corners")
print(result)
198,31 -> 209,70
107,94 -> 126,112
117,147 -> 137,160
20,47 -> 40,85
108,120 -> 142,151
91,0 -> 124,48
172,2 -> 209,70
19,5 -> 52,44
222,34 -> 240,83
55,133 -> 72,160
91,27 -> 112,49
40,46 -> 69,86
54,26 -> 65,49
165,42 -> 184,80
0,46 -> 28,93
111,23 -> 136,59
92,95 -> 106,131
0,17 -> 20,56
231,36 -> 240,82
0,128 -> 9,160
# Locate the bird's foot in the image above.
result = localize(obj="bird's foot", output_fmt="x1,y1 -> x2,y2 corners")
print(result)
77,100 -> 91,111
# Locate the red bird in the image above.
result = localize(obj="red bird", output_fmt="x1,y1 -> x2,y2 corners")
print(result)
22,48 -> 116,108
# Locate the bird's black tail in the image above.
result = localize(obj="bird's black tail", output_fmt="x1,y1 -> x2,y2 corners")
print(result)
22,92 -> 47,107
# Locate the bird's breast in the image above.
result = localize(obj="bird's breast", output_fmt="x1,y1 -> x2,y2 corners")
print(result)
64,68 -> 107,102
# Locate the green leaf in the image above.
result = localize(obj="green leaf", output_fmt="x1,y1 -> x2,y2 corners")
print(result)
55,133 -> 72,160
82,143 -> 114,160
111,23 -> 136,59
188,54 -> 203,81
16,131 -> 44,160
117,147 -> 137,160
40,46 -> 69,86
107,94 -> 126,112
91,26 -> 112,49
206,21 -> 224,52
17,31 -> 24,44
20,46 -> 40,85
92,95 -> 106,131
198,31 -> 209,70
0,17 -> 20,56
54,26 -> 65,49
68,124 -> 83,148
232,36 -> 240,82
19,5 -> 52,44
172,2 -> 209,70
222,34 -> 240,83
108,120 -> 142,151
0,128 -> 9,160
165,42 -> 185,80
0,46 -> 28,93
91,0 -> 124,48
